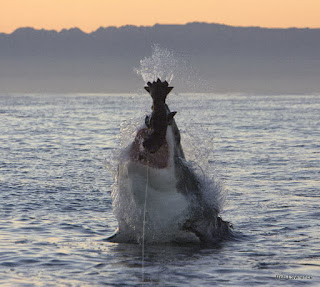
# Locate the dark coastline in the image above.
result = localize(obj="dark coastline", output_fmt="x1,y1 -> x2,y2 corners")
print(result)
1,22 -> 319,94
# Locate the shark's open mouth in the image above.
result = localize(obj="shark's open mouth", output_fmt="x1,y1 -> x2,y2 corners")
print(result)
129,127 -> 169,169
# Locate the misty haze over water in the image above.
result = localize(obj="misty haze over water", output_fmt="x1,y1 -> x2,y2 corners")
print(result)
0,23 -> 320,94
1,22 -> 319,94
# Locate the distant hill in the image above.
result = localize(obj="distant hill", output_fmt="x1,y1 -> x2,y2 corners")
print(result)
0,22 -> 319,94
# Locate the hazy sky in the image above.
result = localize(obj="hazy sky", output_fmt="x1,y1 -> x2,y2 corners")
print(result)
1,0 -> 320,33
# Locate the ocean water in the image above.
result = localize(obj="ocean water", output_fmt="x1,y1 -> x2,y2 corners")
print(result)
0,92 -> 319,286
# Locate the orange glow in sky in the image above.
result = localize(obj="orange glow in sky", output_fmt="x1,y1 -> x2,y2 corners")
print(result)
1,0 -> 320,33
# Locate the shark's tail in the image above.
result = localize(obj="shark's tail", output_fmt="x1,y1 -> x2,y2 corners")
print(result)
144,78 -> 173,102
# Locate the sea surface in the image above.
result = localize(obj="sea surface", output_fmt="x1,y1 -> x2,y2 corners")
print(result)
0,92 -> 319,286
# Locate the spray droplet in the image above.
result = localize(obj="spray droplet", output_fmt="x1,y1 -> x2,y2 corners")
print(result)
134,44 -> 178,84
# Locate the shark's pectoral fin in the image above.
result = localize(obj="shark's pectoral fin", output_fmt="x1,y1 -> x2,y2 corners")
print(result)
105,229 -> 137,243
182,215 -> 233,246
105,229 -> 119,242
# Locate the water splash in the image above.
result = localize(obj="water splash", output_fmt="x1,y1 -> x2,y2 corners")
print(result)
135,44 -> 211,91
109,117 -> 227,245
135,44 -> 178,84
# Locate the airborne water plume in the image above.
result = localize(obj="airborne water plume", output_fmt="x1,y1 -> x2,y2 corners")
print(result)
134,44 -> 210,91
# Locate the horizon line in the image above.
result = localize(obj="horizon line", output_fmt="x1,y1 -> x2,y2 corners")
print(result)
1,21 -> 319,35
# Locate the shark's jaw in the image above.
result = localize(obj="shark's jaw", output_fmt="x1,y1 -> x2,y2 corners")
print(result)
129,127 -> 170,169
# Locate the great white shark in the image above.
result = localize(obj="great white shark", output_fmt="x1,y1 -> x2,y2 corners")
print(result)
109,79 -> 232,245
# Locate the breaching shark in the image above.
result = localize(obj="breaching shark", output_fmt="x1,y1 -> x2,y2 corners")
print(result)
109,79 -> 232,246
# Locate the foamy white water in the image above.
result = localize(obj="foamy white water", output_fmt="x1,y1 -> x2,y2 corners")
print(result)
0,93 -> 319,286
